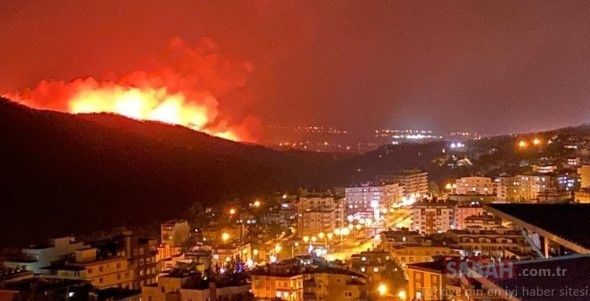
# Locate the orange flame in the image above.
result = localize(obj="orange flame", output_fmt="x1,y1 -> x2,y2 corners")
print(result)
4,38 -> 257,142
69,86 -> 210,130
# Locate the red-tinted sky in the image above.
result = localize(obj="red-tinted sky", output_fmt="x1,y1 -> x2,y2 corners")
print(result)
2,1 -> 590,136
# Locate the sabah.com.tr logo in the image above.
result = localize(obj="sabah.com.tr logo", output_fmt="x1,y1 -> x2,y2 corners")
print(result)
445,259 -> 568,280
446,260 -> 516,280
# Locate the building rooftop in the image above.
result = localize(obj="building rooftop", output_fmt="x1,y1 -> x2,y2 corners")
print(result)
299,193 -> 343,199
407,260 -> 449,273
345,181 -> 399,188
486,204 -> 590,250
162,219 -> 188,225
413,201 -> 454,208
42,264 -> 86,271
312,266 -> 366,278
249,265 -> 366,279
457,202 -> 483,208
448,229 -> 520,235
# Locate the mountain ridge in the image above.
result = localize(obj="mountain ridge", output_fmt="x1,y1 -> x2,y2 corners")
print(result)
0,98 -> 336,246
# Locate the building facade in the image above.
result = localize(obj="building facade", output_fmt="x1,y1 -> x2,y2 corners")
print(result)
454,177 -> 495,195
345,182 -> 404,218
454,203 -> 484,230
43,247 -> 135,289
4,236 -> 86,273
142,271 -> 250,301
446,228 -> 531,258
577,164 -> 590,188
303,268 -> 367,301
411,202 -> 454,235
161,220 -> 190,247
495,175 -> 522,202
376,169 -> 429,197
250,271 -> 304,301
296,194 -> 345,237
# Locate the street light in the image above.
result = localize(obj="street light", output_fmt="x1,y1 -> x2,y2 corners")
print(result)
228,208 -> 236,222
292,242 -> 299,258
221,232 -> 230,244
336,227 -> 350,251
303,236 -> 310,244
397,290 -> 407,300
253,200 -> 261,207
274,245 -> 282,262
377,283 -> 388,296
318,232 -> 326,247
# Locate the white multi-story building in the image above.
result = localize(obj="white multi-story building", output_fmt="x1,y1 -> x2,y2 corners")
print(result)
495,175 -> 521,202
411,202 -> 454,235
495,174 -> 551,202
297,194 -> 345,237
566,157 -> 581,168
531,164 -> 557,174
4,236 -> 87,273
517,174 -> 551,201
376,169 -> 428,197
345,182 -> 404,219
454,176 -> 495,195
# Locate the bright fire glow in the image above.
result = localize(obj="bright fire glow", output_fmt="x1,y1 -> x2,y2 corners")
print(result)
47,84 -> 241,141
3,38 -> 256,142
70,87 -> 210,128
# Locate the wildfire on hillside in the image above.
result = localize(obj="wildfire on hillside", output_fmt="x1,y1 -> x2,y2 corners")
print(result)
4,38 -> 257,142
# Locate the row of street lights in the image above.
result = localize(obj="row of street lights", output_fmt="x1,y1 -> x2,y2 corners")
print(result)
301,217 -> 374,252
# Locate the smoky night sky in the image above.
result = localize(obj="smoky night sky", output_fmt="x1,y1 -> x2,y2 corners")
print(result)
2,1 -> 590,138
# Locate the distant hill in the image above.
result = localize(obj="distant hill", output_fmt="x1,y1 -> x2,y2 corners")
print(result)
0,98 -> 337,246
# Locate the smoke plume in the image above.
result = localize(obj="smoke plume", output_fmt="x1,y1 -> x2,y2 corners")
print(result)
5,37 -> 257,142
